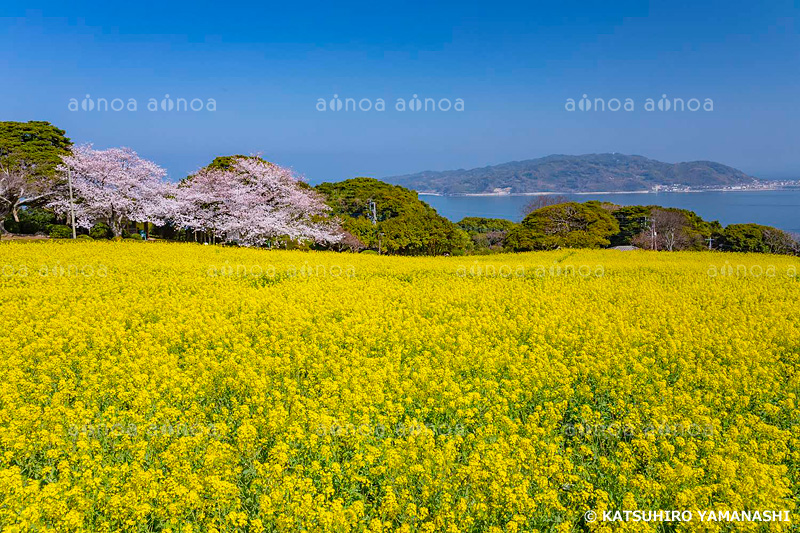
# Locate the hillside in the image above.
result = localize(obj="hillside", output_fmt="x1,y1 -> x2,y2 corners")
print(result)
384,153 -> 760,195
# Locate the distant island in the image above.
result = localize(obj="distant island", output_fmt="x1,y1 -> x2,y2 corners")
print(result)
384,153 -> 798,196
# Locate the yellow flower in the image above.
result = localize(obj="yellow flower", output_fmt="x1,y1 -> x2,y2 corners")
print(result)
0,241 -> 796,531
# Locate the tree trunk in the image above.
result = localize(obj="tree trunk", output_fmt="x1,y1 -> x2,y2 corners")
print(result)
145,222 -> 150,241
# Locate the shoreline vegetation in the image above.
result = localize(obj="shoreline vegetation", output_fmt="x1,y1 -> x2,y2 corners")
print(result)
1,121 -> 798,256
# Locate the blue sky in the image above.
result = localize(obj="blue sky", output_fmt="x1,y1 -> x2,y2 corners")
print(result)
2,0 -> 799,182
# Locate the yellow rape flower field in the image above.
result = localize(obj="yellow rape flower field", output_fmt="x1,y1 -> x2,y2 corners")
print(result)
0,241 -> 798,532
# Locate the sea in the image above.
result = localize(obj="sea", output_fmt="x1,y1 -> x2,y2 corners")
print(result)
421,190 -> 800,234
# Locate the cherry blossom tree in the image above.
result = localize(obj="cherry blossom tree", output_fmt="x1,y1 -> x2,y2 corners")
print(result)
177,156 -> 340,247
174,164 -> 230,241
49,145 -> 176,237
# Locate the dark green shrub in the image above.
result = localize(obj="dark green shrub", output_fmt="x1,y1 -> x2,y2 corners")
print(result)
1,207 -> 57,234
49,225 -> 72,239
89,223 -> 112,239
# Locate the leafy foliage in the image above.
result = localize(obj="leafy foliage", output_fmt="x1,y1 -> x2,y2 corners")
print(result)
89,223 -> 113,240
316,177 -> 470,255
505,201 -> 619,250
721,223 -> 798,254
457,217 -> 517,253
0,121 -> 72,178
456,217 -> 517,235
0,206 -> 56,234
608,205 -> 652,246
610,205 -> 722,250
0,121 -> 72,226
48,224 -> 72,239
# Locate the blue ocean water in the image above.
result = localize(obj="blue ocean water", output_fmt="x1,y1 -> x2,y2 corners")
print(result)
421,190 -> 800,233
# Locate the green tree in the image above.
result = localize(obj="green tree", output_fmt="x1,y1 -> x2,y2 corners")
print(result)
611,204 -> 722,250
457,217 -> 517,253
505,202 -> 619,251
0,121 -> 72,230
0,206 -> 57,235
721,224 -> 797,254
609,205 -> 651,246
316,177 -> 469,255
456,217 -> 517,235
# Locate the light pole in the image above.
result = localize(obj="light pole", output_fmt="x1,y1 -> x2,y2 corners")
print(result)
368,200 -> 377,225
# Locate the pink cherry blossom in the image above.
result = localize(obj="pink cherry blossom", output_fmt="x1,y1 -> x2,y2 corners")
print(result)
49,145 -> 175,237
176,157 -> 340,246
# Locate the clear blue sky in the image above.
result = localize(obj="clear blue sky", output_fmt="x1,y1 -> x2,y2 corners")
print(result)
2,1 -> 799,182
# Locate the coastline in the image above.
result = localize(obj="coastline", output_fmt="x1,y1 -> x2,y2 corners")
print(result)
417,187 -> 795,197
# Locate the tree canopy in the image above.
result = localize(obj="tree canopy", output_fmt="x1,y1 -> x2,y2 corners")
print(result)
0,121 -> 73,228
456,217 -> 517,235
609,204 -> 722,250
721,223 -> 798,254
0,121 -> 72,177
456,217 -> 517,253
178,156 -> 338,246
505,201 -> 619,251
315,177 -> 469,255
